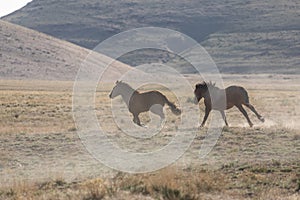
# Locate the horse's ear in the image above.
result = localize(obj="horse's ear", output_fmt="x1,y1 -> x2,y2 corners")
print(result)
213,82 -> 216,86
202,82 -> 208,89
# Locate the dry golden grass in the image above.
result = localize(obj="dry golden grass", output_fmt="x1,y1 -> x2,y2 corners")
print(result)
0,76 -> 299,199
0,164 -> 299,200
0,80 -> 75,135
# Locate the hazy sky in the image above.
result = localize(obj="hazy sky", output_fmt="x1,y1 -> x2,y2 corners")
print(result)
0,0 -> 32,17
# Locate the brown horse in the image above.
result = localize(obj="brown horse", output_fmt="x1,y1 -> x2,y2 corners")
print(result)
194,81 -> 264,127
109,81 -> 181,126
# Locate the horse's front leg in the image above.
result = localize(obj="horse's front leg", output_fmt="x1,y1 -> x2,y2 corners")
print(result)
220,110 -> 229,126
200,106 -> 211,127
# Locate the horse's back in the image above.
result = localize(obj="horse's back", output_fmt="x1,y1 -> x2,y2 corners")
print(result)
144,91 -> 166,104
130,90 -> 165,112
226,85 -> 246,93
225,85 -> 249,106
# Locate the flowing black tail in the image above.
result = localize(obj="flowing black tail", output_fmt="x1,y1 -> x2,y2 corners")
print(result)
163,96 -> 181,115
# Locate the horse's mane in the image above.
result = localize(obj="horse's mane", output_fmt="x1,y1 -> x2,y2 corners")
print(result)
117,81 -> 138,93
197,81 -> 219,90
118,81 -> 131,88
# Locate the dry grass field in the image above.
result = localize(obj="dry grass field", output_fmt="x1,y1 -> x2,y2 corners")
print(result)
0,74 -> 299,200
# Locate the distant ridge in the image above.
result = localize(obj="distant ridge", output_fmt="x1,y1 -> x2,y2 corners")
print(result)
2,0 -> 300,74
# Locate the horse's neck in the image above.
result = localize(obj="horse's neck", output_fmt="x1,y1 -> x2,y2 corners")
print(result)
205,87 -> 226,109
204,87 -> 222,100
120,86 -> 137,107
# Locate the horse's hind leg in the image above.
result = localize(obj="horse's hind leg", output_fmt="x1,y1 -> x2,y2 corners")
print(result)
133,113 -> 142,126
150,104 -> 165,124
236,105 -> 253,127
244,103 -> 265,122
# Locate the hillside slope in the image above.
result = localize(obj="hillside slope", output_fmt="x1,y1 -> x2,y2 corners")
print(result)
2,0 -> 300,74
0,20 -> 133,80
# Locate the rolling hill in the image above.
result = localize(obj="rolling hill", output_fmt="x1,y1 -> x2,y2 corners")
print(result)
2,0 -> 300,74
0,20 -> 133,80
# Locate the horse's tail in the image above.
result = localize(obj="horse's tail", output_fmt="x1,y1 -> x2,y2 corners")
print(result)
163,95 -> 181,115
240,87 -> 250,104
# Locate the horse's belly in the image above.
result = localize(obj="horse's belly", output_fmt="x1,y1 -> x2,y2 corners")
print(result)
212,99 -> 234,110
226,103 -> 234,109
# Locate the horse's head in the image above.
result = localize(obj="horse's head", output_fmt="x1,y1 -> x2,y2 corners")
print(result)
109,80 -> 123,99
194,82 -> 208,104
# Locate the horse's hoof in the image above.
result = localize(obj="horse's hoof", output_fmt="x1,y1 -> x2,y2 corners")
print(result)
249,123 -> 254,127
198,125 -> 204,130
135,123 -> 143,127
259,117 -> 265,123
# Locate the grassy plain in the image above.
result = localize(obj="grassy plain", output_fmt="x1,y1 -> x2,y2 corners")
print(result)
0,75 -> 299,199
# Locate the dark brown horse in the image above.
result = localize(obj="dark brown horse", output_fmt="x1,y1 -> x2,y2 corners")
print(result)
194,81 -> 264,127
109,81 -> 181,126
